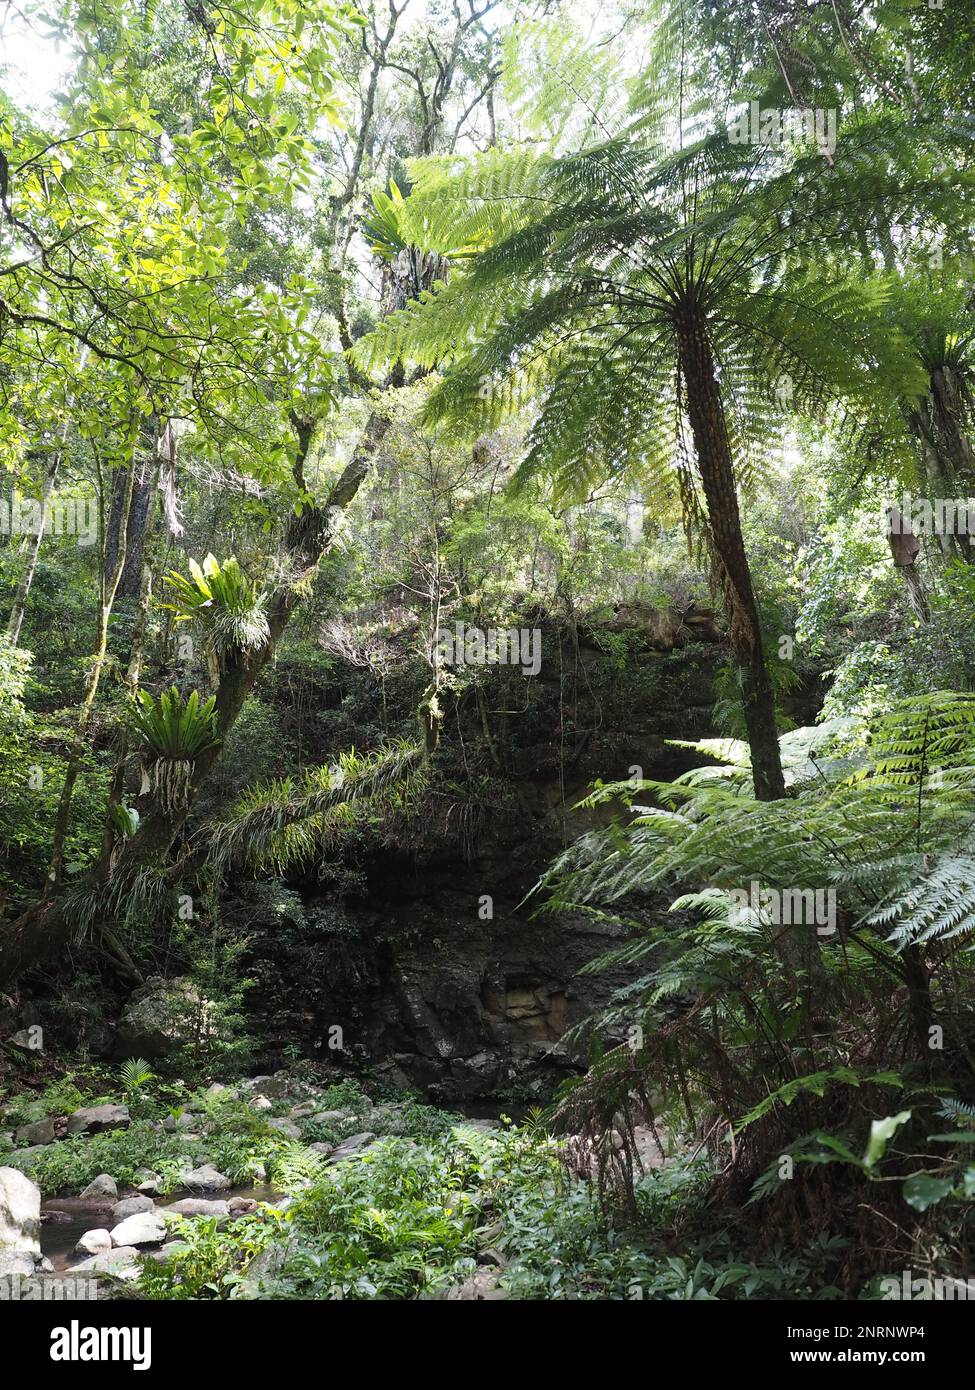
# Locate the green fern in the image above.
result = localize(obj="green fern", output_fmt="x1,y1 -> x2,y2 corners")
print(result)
537,691 -> 975,1210
130,686 -> 220,761
130,687 -> 220,813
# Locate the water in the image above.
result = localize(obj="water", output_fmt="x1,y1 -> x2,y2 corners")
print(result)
453,1099 -> 529,1122
40,1199 -> 114,1269
41,1183 -> 282,1271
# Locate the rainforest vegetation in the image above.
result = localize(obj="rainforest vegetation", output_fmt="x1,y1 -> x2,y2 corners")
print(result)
1,0 -> 975,1320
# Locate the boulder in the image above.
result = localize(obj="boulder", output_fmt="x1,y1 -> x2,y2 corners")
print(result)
14,1116 -> 66,1146
41,1208 -> 74,1224
75,1229 -> 112,1256
0,1168 -> 41,1264
183,1164 -> 231,1192
444,1268 -> 507,1301
149,1240 -> 189,1263
205,1083 -> 237,1100
250,1096 -> 272,1112
162,1111 -> 196,1132
227,1197 -> 258,1215
633,1123 -> 673,1170
72,1245 -> 143,1279
163,1198 -> 229,1218
110,1195 -> 155,1222
80,1174 -> 118,1200
372,1059 -> 413,1093
310,1110 -> 351,1126
325,1132 -> 377,1164
135,1170 -> 162,1196
66,1104 -> 130,1137
115,976 -> 210,1060
241,1075 -> 291,1099
267,1117 -> 301,1140
110,1211 -> 166,1247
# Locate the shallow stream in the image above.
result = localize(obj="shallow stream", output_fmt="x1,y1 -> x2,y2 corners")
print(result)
40,1183 -> 282,1270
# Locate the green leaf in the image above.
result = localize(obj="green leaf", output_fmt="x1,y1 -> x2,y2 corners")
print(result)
864,1110 -> 912,1168
903,1173 -> 954,1212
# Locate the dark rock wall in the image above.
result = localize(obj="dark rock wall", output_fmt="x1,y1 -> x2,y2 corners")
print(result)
242,643 -> 726,1100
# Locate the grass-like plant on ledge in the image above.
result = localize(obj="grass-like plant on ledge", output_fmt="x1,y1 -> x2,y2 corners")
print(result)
131,686 -> 221,814
207,741 -> 425,876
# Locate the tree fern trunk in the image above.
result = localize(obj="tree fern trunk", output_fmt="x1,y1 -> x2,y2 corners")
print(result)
676,313 -> 786,802
907,370 -> 975,565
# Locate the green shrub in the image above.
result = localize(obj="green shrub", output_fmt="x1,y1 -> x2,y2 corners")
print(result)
1,1122 -> 193,1195
141,1211 -> 284,1300
1,1079 -> 87,1127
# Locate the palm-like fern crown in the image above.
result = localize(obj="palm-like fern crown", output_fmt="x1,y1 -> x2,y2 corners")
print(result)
207,741 -> 425,876
356,103 -> 966,519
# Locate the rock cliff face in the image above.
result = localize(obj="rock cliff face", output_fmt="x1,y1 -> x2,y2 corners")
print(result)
313,883 -> 639,1103
245,840 -> 648,1102
242,644 -> 725,1100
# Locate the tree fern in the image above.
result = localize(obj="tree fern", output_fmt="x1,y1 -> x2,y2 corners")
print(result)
355,107 -> 967,796
537,692 -> 975,1210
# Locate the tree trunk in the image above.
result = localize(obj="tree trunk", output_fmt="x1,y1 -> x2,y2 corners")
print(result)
886,505 -> 932,622
906,367 -> 975,565
47,429 -> 140,890
676,311 -> 786,801
104,423 -> 157,600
